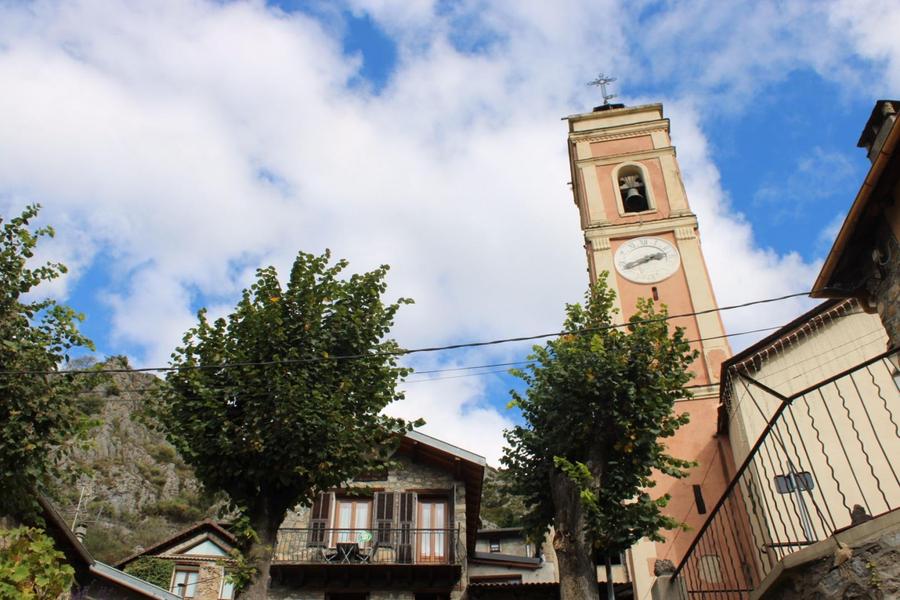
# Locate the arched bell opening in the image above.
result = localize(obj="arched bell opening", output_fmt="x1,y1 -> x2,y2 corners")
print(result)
618,165 -> 650,213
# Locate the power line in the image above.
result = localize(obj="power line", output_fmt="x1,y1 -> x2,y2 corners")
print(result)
2,291 -> 811,377
63,321 -> 797,401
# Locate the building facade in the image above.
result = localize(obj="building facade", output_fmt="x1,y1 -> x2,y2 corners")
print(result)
564,102 -> 734,596
118,431 -> 486,600
653,98 -> 900,600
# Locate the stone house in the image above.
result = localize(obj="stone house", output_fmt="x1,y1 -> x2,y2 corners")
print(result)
118,431 -> 488,600
115,520 -> 238,600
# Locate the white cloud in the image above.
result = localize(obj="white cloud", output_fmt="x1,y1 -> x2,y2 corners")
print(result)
0,0 -> 896,462
665,101 -> 821,339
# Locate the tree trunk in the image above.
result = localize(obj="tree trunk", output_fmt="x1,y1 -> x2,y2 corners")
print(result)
605,555 -> 616,600
236,500 -> 284,600
551,469 -> 599,600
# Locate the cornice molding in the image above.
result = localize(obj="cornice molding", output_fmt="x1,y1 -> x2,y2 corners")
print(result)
675,226 -> 696,240
570,125 -> 669,145
575,146 -> 675,167
583,214 -> 699,239
587,235 -> 611,251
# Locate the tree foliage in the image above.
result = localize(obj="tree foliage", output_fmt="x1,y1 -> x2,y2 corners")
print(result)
503,276 -> 696,598
0,526 -> 75,599
0,205 -> 93,517
158,250 -> 417,598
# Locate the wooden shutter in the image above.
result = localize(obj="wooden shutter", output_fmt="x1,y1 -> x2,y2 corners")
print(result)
308,492 -> 332,547
374,492 -> 395,545
397,492 -> 416,563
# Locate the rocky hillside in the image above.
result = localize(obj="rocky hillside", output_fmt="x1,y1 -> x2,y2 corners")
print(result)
48,358 -> 221,563
480,465 -> 527,529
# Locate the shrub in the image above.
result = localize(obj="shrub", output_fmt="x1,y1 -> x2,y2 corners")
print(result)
123,557 -> 174,589
148,499 -> 203,523
0,526 -> 75,599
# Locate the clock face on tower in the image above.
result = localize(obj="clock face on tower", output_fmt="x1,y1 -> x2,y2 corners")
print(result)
614,237 -> 681,284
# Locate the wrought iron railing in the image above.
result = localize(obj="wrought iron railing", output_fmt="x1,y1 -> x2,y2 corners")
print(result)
274,528 -> 461,565
672,348 -> 900,598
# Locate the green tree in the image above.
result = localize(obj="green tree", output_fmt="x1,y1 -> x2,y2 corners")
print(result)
159,251 -> 416,599
0,205 -> 93,517
0,526 -> 75,600
503,276 -> 696,600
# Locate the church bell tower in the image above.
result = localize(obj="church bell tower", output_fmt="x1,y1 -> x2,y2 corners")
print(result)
565,102 -> 732,592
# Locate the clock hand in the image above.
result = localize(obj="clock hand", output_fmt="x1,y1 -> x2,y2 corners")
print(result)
623,252 -> 666,270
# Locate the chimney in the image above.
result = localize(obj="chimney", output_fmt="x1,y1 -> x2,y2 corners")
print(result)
857,100 -> 900,163
74,524 -> 87,543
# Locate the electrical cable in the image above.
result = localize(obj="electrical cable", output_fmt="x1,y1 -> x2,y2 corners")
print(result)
1,290 -> 810,377
63,322 -> 794,400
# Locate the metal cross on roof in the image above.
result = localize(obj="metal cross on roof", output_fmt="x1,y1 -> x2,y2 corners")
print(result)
588,73 -> 617,105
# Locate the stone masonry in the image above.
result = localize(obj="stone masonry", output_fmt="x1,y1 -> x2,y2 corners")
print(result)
275,454 -> 469,599
870,227 -> 900,350
761,522 -> 900,599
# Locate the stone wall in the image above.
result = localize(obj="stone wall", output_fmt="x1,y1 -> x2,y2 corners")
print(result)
870,224 -> 900,349
761,530 -> 900,599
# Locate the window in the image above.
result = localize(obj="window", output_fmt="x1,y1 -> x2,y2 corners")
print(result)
333,498 -> 372,544
489,537 -> 501,553
219,570 -> 235,600
774,472 -> 814,494
171,567 -> 199,599
693,484 -> 707,514
617,165 -> 650,213
417,499 -> 448,562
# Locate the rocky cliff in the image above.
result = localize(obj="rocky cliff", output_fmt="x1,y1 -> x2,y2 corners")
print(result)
48,358 -> 220,563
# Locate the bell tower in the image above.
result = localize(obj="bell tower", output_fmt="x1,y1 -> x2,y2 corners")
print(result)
565,103 -> 733,592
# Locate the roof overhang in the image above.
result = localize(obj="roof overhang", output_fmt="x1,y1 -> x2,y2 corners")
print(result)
812,107 -> 900,298
116,519 -> 236,568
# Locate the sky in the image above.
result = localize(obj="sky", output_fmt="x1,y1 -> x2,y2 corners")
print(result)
1,0 -> 899,465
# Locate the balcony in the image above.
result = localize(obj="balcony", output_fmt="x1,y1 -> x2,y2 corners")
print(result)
274,528 -> 461,566
668,348 -> 900,598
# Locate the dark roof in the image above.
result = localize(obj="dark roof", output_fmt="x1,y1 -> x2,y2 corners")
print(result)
813,102 -> 900,297
35,495 -> 179,599
115,519 -> 236,568
477,527 -> 524,536
470,552 -> 542,569
36,495 -> 93,578
857,100 -> 900,148
719,298 -> 850,377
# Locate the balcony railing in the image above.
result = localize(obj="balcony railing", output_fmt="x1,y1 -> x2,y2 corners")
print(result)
274,528 -> 461,565
672,348 -> 900,598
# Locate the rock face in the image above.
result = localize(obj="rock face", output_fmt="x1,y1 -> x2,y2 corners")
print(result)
762,528 -> 900,599
48,360 -> 219,563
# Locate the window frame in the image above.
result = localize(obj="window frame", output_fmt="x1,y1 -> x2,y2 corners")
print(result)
331,497 -> 373,547
170,565 -> 200,599
218,568 -> 235,600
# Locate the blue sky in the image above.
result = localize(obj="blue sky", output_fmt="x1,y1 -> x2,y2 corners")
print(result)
1,0 -> 898,463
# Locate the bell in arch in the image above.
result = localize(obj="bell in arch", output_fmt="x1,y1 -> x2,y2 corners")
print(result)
620,174 -> 649,213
